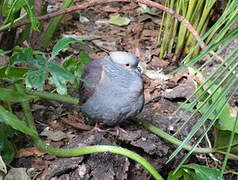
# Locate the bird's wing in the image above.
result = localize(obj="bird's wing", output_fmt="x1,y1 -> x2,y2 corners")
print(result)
80,59 -> 103,102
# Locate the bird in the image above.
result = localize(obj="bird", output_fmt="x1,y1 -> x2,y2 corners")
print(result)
80,51 -> 144,133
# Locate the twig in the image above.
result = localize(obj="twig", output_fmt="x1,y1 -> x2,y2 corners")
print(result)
135,0 -> 226,64
4,0 -> 225,63
7,0 -> 206,50
14,0 -> 129,28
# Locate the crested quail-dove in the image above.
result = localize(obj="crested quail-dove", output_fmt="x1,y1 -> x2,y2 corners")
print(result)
81,51 -> 144,131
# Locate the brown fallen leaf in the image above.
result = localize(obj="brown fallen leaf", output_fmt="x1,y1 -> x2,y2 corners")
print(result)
162,80 -> 195,99
63,114 -> 92,131
152,103 -> 161,111
121,2 -> 138,11
16,147 -> 45,158
142,29 -> 158,37
99,6 -> 120,12
50,141 -> 65,148
151,56 -> 169,67
40,128 -> 68,141
169,69 -> 189,84
33,157 -> 50,171
4,168 -> 29,180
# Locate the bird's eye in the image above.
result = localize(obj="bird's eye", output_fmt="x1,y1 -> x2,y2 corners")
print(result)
125,64 -> 130,67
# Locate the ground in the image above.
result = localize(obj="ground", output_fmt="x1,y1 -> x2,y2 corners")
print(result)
4,0 -> 238,179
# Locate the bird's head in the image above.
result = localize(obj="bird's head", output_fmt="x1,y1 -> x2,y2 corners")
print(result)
109,51 -> 141,74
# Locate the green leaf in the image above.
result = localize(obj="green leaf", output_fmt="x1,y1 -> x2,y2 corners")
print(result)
63,50 -> 91,78
168,167 -> 190,180
10,48 -> 46,68
25,70 -> 46,91
63,57 -> 84,78
203,82 -> 238,132
168,164 -> 222,180
197,101 -> 216,120
0,136 -> 16,164
2,0 -> 40,31
0,87 -> 36,102
2,0 -> 13,16
178,102 -> 194,111
0,49 -> 11,55
218,106 -> 238,132
51,37 -> 83,59
22,0 -> 40,31
2,0 -> 23,18
0,124 -> 17,164
0,123 -> 16,137
0,66 -> 30,81
47,61 -> 75,94
108,15 -> 130,26
184,164 -> 221,180
63,51 -> 92,88
10,47 -> 34,65
12,45 -> 24,52
0,106 -> 38,137
3,0 -> 26,24
79,50 -> 91,65
139,4 -> 160,16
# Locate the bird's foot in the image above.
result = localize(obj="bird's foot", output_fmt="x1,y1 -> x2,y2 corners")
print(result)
114,126 -> 128,136
90,123 -> 109,133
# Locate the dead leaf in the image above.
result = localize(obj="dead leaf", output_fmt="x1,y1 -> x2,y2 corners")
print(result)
5,168 -> 30,180
40,128 -> 68,141
49,141 -> 65,149
152,103 -> 161,111
121,2 -> 138,11
63,114 -> 92,131
99,6 -> 120,12
48,120 -> 62,130
33,158 -> 50,172
169,69 -> 189,83
92,40 -> 117,51
142,29 -> 158,37
151,48 -> 161,56
151,56 -> 169,67
144,69 -> 169,81
162,81 -> 195,99
16,147 -> 45,158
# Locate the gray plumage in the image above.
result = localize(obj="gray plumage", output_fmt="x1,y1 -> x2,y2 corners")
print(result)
81,51 -> 144,126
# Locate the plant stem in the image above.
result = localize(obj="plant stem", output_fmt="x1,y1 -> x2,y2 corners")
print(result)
17,85 -> 163,180
135,118 -> 238,160
40,0 -> 74,47
23,88 -> 238,159
25,90 -> 79,104
23,87 -> 238,160
0,14 -> 27,32
33,137 -> 164,180
15,84 -> 37,131
136,118 -> 214,153
220,111 -> 238,177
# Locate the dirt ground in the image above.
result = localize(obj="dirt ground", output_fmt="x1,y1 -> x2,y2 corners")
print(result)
7,0 -> 238,179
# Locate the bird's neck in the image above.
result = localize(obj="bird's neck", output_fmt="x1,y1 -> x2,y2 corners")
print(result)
103,58 -> 135,84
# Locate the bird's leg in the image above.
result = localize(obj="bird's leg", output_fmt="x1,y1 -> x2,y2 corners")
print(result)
114,126 -> 128,136
90,123 -> 109,133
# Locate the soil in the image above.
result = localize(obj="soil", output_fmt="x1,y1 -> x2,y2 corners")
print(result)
3,0 -> 238,179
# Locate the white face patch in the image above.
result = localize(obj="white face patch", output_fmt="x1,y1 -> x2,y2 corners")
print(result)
109,51 -> 138,69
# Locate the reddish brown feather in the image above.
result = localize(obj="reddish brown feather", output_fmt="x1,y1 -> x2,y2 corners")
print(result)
80,59 -> 103,102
